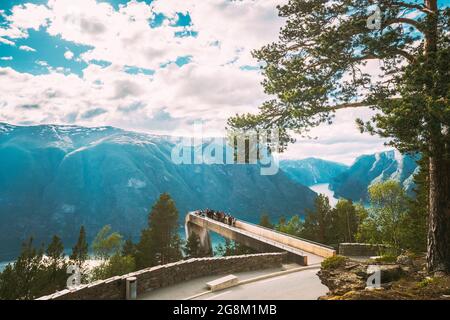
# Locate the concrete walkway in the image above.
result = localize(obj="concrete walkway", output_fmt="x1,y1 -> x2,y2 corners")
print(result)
188,214 -> 325,265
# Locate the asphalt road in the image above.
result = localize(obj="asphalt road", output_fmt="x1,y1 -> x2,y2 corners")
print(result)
194,268 -> 327,300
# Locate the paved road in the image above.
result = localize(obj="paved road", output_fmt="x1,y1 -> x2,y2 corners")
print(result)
194,268 -> 327,300
139,267 -> 285,300
140,266 -> 328,300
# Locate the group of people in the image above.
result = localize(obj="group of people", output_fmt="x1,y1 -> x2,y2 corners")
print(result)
195,209 -> 237,227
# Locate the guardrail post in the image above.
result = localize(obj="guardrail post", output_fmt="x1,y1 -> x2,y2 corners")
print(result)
126,277 -> 137,300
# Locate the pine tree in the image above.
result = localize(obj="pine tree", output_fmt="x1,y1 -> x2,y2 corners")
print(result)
43,235 -> 67,296
183,233 -> 202,258
135,193 -> 182,268
46,235 -> 65,261
227,0 -> 450,272
135,229 -> 155,269
122,237 -> 137,257
70,226 -> 88,265
148,193 -> 182,265
0,238 -> 44,300
259,213 -> 274,229
301,195 -> 332,244
401,159 -> 428,252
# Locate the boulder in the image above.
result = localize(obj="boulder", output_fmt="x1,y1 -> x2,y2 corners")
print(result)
366,264 -> 404,283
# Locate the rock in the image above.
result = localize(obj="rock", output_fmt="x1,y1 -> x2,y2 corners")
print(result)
318,268 -> 366,296
396,254 -> 413,265
366,264 -> 404,283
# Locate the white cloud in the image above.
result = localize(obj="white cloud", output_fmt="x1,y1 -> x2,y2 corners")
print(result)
6,3 -> 51,33
19,45 -> 36,52
0,56 -> 13,61
0,0 -> 389,161
279,108 -> 389,164
0,37 -> 15,46
64,50 -> 74,60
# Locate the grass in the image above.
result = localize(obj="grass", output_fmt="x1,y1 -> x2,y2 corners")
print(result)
373,254 -> 398,263
321,255 -> 347,270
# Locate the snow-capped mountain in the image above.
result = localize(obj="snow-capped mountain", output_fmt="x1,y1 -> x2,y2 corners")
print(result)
329,150 -> 420,202
0,123 -> 316,260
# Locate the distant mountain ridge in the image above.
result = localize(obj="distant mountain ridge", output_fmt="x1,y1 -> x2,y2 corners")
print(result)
0,123 -> 316,260
279,158 -> 349,186
329,150 -> 420,202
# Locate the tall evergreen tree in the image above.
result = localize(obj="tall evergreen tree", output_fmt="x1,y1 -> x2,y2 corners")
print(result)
401,160 -> 428,252
135,193 -> 182,268
46,235 -> 65,261
0,238 -> 44,300
259,213 -> 274,229
183,233 -> 202,258
70,226 -> 88,265
228,0 -> 450,272
43,235 -> 67,296
330,199 -> 360,244
302,195 -> 332,244
135,229 -> 155,269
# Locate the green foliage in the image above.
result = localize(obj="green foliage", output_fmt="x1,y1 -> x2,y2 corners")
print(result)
330,199 -> 360,244
357,181 -> 409,249
400,159 -> 428,253
226,0 -> 450,272
276,214 -> 303,237
417,277 -> 439,288
259,213 -> 274,229
70,225 -> 88,265
91,254 -> 135,281
215,239 -> 256,257
135,229 -> 156,269
0,237 -> 67,300
92,225 -> 123,260
321,255 -> 347,270
122,237 -> 137,257
373,255 -> 398,263
183,233 -> 205,259
135,193 -> 182,269
301,195 -> 333,243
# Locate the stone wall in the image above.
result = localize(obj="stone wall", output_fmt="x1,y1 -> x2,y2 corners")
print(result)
339,243 -> 390,257
37,252 -> 286,300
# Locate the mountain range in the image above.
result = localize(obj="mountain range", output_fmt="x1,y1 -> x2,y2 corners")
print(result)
279,158 -> 349,186
329,150 -> 420,202
280,151 -> 420,203
0,123 -> 316,260
0,123 -> 421,260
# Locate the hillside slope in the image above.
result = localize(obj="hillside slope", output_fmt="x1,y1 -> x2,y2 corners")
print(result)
0,123 -> 316,260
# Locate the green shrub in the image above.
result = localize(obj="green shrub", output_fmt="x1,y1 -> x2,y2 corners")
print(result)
373,254 -> 398,263
417,277 -> 439,288
321,255 -> 347,270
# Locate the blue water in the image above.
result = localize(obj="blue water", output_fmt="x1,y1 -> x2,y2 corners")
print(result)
0,230 -> 228,273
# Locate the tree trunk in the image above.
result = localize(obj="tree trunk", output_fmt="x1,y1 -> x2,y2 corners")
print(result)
427,146 -> 450,272
423,0 -> 449,273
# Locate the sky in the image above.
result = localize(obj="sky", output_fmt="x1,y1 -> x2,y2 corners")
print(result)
0,0 -> 404,164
